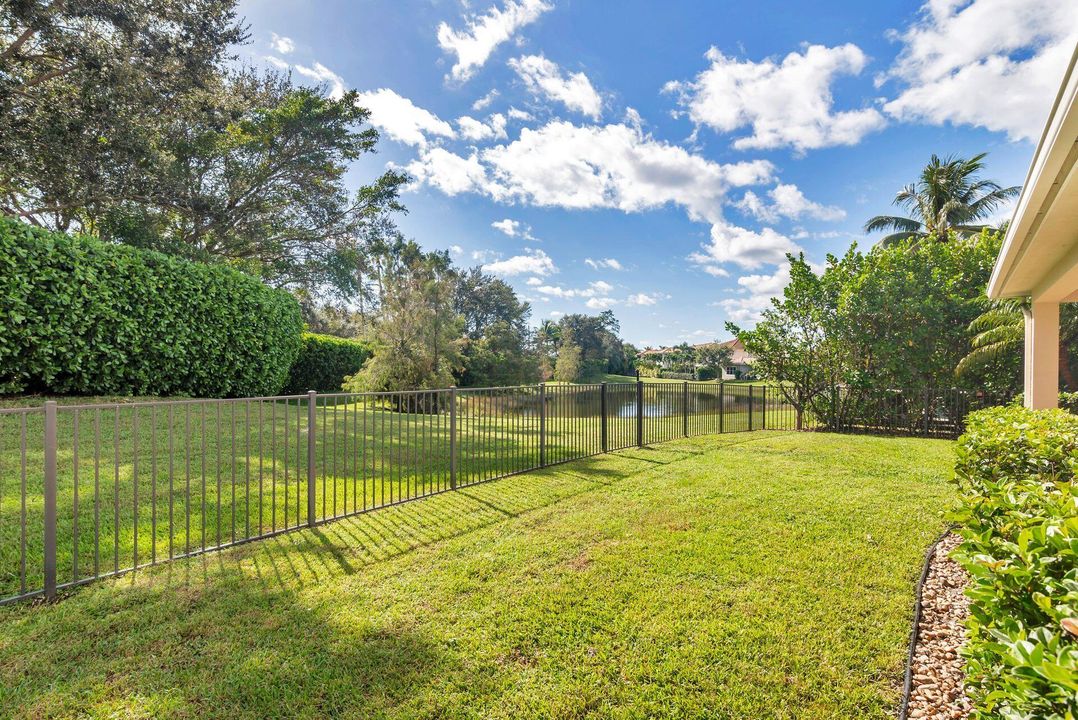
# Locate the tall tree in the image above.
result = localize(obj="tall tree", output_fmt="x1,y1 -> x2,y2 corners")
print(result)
835,232 -> 1000,388
556,310 -> 624,379
864,153 -> 1019,246
553,331 -> 583,383
0,0 -> 245,230
106,71 -> 409,295
342,251 -> 462,395
735,230 -> 1006,423
454,267 -> 536,386
731,254 -> 844,429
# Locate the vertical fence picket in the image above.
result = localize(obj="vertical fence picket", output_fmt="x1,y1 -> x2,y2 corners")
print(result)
307,391 -> 316,528
636,380 -> 644,448
539,384 -> 547,467
43,401 -> 57,601
449,388 -> 458,489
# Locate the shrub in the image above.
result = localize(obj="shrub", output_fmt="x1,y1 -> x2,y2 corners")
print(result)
950,406 -> 1078,720
282,333 -> 372,394
1059,391 -> 1078,414
696,367 -> 718,381
0,216 -> 303,397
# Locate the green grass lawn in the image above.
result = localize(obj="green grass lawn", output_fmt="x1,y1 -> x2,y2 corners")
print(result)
0,431 -> 955,719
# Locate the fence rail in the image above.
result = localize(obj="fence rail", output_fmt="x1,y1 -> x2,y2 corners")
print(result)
0,381 -> 993,604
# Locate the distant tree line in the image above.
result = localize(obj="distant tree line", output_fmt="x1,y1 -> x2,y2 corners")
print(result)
635,343 -> 732,380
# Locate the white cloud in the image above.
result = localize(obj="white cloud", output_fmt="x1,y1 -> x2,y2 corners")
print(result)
490,217 -> 537,240
508,54 -> 603,119
356,89 -> 455,147
717,266 -> 791,324
699,265 -> 729,278
449,245 -> 464,256
666,44 -> 886,152
690,222 -> 801,272
585,297 -> 617,310
737,266 -> 790,296
457,115 -> 493,141
550,310 -> 564,318
408,119 -> 780,270
584,257 -> 624,271
472,89 -> 499,111
407,148 -> 488,194
270,33 -> 295,54
482,248 -> 557,276
508,107 -> 534,121
491,218 -> 523,236
265,55 -> 290,70
294,62 -> 347,100
881,0 -> 1078,141
735,183 -> 846,223
626,292 -> 663,306
481,120 -> 771,218
488,113 -> 508,140
535,280 -> 612,299
525,276 -> 543,286
457,113 -> 508,142
437,0 -> 553,83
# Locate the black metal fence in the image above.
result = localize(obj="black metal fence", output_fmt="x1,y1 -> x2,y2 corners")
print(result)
0,381 -> 998,604
816,386 -> 1004,439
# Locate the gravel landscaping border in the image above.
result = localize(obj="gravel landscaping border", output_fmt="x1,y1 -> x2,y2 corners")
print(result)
898,531 -> 971,720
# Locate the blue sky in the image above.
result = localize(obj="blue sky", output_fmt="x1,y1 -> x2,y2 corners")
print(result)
236,0 -> 1076,348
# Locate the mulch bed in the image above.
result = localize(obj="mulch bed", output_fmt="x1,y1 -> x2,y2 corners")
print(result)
904,533 -> 972,719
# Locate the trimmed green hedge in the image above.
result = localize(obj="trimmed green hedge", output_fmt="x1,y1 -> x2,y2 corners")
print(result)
0,217 -> 303,397
281,332 -> 372,394
950,406 -> 1078,719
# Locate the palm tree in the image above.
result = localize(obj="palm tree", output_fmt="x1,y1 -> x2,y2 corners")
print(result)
957,299 -> 1077,391
865,153 -> 1020,246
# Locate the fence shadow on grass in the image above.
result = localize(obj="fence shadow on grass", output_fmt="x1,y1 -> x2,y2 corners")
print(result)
0,559 -> 447,718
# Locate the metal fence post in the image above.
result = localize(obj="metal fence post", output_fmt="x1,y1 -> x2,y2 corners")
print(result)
761,385 -> 767,430
449,387 -> 458,488
748,385 -> 754,431
538,383 -> 547,467
307,391 -> 316,527
636,379 -> 644,447
923,387 -> 931,437
600,382 -> 608,453
43,400 -> 57,600
683,381 -> 689,437
719,382 -> 725,434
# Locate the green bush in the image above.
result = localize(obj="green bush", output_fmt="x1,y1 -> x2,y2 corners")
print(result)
282,333 -> 372,394
0,216 -> 303,397
950,406 -> 1078,720
696,367 -> 718,381
1059,392 -> 1078,414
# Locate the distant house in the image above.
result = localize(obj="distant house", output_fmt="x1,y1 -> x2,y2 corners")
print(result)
636,339 -> 754,380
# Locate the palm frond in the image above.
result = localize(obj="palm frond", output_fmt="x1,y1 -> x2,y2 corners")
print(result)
971,325 -> 1023,348
878,231 -> 923,247
965,186 -> 1021,221
863,215 -> 923,234
955,340 -> 1016,377
969,306 -> 1023,333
